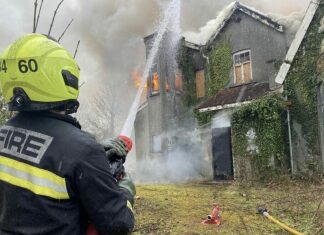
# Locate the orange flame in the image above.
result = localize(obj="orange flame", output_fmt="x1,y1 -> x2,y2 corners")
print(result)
132,68 -> 147,91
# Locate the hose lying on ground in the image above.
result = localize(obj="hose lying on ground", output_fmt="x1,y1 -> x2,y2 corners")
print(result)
257,208 -> 304,235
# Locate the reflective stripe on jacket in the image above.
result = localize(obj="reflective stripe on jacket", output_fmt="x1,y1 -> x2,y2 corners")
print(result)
0,112 -> 134,235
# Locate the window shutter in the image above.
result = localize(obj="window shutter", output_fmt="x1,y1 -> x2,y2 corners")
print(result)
196,70 -> 205,98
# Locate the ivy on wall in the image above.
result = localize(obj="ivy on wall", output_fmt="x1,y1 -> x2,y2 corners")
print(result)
206,40 -> 232,97
284,2 -> 324,157
232,95 -> 288,181
193,109 -> 217,126
178,46 -> 198,107
179,39 -> 232,114
192,40 -> 232,126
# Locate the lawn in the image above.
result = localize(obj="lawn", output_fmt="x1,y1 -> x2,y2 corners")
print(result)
133,180 -> 324,235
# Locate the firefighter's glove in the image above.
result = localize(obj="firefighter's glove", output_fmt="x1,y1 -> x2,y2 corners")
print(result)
102,138 -> 127,163
118,173 -> 136,199
110,160 -> 125,180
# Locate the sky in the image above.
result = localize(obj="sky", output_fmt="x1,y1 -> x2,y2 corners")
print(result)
0,0 -> 311,135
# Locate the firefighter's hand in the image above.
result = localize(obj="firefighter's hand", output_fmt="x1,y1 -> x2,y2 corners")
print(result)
110,160 -> 125,180
118,172 -> 136,199
101,138 -> 127,162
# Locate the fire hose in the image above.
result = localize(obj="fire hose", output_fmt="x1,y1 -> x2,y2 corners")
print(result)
257,208 -> 304,235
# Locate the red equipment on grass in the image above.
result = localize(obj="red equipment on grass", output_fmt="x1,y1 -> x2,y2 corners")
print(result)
202,204 -> 221,226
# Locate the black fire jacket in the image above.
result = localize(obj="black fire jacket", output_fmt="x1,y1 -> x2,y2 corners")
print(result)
0,112 -> 134,235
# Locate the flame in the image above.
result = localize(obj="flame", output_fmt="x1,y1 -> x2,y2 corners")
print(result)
152,72 -> 159,92
132,68 -> 147,91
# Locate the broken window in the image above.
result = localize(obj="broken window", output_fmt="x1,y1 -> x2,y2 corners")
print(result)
175,71 -> 183,92
233,50 -> 252,84
151,63 -> 159,95
196,70 -> 205,98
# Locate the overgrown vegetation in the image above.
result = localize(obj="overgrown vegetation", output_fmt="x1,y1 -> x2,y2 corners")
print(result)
193,109 -> 217,126
191,41 -> 233,126
134,181 -> 324,234
178,46 -> 199,107
284,2 -> 324,159
232,95 -> 288,181
190,40 -> 232,126
206,40 -> 232,97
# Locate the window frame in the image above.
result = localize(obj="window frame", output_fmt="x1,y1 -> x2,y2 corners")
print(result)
150,63 -> 160,96
233,49 -> 253,85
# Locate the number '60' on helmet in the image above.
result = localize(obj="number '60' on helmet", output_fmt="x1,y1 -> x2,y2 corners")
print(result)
0,33 -> 80,113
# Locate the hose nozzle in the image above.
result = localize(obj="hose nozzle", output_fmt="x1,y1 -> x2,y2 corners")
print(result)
118,135 -> 133,152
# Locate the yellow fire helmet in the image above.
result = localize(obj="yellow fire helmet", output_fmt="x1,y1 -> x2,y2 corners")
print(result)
0,34 -> 80,113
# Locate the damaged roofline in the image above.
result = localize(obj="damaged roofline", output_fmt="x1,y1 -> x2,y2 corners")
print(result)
205,1 -> 284,47
198,101 -> 252,113
184,41 -> 200,50
275,0 -> 320,84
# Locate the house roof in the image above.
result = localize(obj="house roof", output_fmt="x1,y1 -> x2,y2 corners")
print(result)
184,1 -> 284,46
275,0 -> 320,84
184,41 -> 200,50
197,82 -> 272,113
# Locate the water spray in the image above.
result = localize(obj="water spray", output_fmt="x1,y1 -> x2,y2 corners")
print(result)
87,2 -> 181,234
120,0 -> 181,138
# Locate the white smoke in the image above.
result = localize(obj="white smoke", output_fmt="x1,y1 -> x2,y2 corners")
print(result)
0,0 -> 310,176
212,111 -> 232,129
268,11 -> 305,44
183,1 -> 307,45
136,129 -> 206,183
183,2 -> 237,45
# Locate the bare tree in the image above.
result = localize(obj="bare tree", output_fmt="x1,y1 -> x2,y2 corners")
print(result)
80,81 -> 121,140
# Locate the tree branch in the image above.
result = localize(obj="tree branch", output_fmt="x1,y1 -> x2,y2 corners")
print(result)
35,0 -> 44,32
33,0 -> 38,33
73,40 -> 80,59
48,0 -> 65,36
58,18 -> 74,42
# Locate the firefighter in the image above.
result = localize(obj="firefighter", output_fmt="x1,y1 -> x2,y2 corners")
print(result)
0,34 -> 135,235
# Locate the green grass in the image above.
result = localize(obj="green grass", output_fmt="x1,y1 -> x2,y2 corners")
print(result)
133,180 -> 324,235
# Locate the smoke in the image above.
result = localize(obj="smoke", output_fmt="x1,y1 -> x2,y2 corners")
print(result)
268,11 -> 305,43
212,111 -> 232,129
183,2 -> 237,45
183,1 -> 308,45
135,111 -> 234,183
0,0 -> 309,127
136,129 -> 206,183
0,0 -> 310,176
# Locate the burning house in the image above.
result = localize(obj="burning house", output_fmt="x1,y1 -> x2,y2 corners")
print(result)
134,1 -> 324,181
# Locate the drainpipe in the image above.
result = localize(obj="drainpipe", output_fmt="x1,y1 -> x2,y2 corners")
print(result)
202,53 -> 209,64
286,97 -> 294,175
